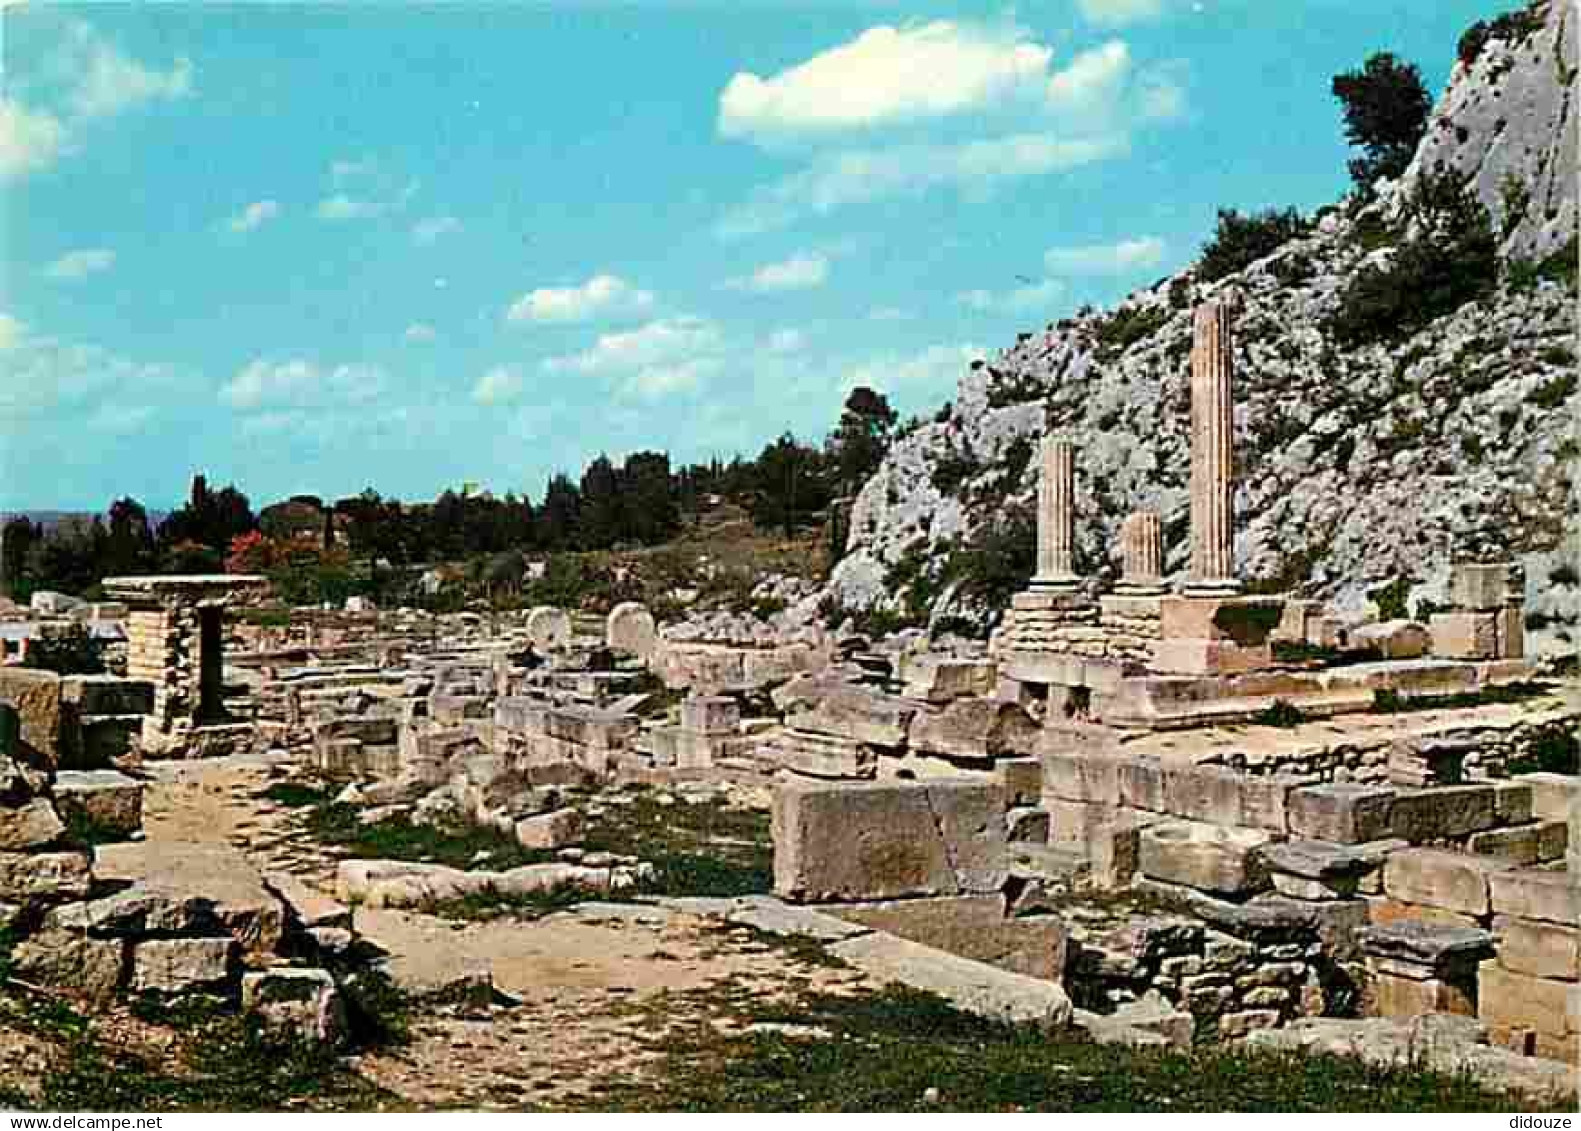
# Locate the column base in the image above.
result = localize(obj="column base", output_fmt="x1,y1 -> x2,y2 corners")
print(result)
1181,578 -> 1243,598
1115,581 -> 1169,596
1030,576 -> 1083,595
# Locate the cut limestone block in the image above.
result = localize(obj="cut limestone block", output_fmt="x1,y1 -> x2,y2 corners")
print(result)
0,798 -> 66,852
1466,822 -> 1569,866
1287,783 -> 1396,844
1137,821 -> 1273,896
1366,896 -> 1481,931
51,769 -> 144,839
1489,869 -> 1581,927
242,968 -> 346,1047
514,807 -> 583,851
0,848 -> 91,903
1351,620 -> 1430,660
1492,781 -> 1534,826
1429,612 -> 1499,660
1382,848 -> 1514,917
1477,961 -> 1580,1044
11,929 -> 124,1000
908,699 -> 1038,762
772,777 -> 1006,903
1389,784 -> 1495,842
1518,773 -> 1579,823
132,937 -> 235,993
1493,915 -> 1580,981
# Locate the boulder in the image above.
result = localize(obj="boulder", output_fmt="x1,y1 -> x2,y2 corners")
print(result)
0,798 -> 65,851
51,770 -> 144,839
91,840 -> 285,956
132,937 -> 235,993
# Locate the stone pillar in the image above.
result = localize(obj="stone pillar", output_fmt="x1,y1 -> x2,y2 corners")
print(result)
1033,436 -> 1080,592
1118,511 -> 1166,594
1186,301 -> 1241,595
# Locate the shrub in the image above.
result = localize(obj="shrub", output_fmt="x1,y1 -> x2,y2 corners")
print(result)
1253,699 -> 1308,728
1198,208 -> 1311,283
1458,5 -> 1545,69
1506,235 -> 1579,292
1525,370 -> 1577,410
1327,172 -> 1496,347
1371,576 -> 1413,620
22,625 -> 105,675
1093,304 -> 1169,361
1331,52 -> 1433,188
930,443 -> 981,495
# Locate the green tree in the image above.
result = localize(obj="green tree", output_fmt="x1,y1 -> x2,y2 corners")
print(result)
578,455 -> 623,550
537,474 -> 581,550
104,497 -> 155,577
827,386 -> 898,496
750,433 -> 829,539
1,517 -> 39,599
621,450 -> 679,545
1198,208 -> 1311,282
1331,52 -> 1433,189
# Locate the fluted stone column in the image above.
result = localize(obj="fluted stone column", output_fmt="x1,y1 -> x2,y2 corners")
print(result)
1186,301 -> 1242,595
1033,436 -> 1080,592
1118,511 -> 1166,594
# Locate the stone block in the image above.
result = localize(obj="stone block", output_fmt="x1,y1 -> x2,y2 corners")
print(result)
1467,822 -> 1568,866
1350,620 -> 1430,660
1429,612 -> 1498,660
1518,773 -> 1579,823
1161,762 -> 1242,825
770,728 -> 876,779
1089,818 -> 1150,889
1218,1009 -> 1282,1038
0,798 -> 65,851
1489,869 -> 1581,926
1372,971 -> 1475,1019
1477,961 -> 1580,1040
132,937 -> 235,993
1382,848 -> 1512,916
1117,757 -> 1165,812
909,699 -> 1039,762
60,675 -> 155,717
995,757 -> 1041,807
51,770 -> 143,839
1241,775 -> 1298,833
1359,920 -> 1496,970
1492,781 -> 1534,826
1449,563 -> 1516,612
772,777 -> 1006,902
605,602 -> 657,659
1493,916 -> 1580,981
1367,896 -> 1482,931
786,685 -> 920,748
1137,821 -> 1273,896
11,929 -> 124,1000
1389,784 -> 1495,842
514,807 -> 583,851
0,668 -> 63,769
1041,750 -> 1123,805
898,656 -> 998,703
1494,605 -> 1523,659
1287,783 -> 1396,844
0,848 -> 90,903
680,696 -> 739,735
242,968 -> 346,1047
1046,797 -> 1117,848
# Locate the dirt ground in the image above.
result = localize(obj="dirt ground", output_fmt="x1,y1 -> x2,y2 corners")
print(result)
115,754 -> 872,1110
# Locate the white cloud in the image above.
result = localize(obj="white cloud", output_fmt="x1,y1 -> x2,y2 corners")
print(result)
718,133 -> 1127,237
66,29 -> 192,119
959,277 -> 1064,313
1077,0 -> 1166,27
715,20 -> 1187,235
838,343 -> 984,398
719,21 -> 1051,144
1,326 -> 187,418
544,316 -> 721,400
227,200 -> 280,233
44,248 -> 115,281
506,273 -> 654,324
412,215 -> 462,244
331,158 -> 376,182
728,253 -> 829,292
220,358 -> 387,409
2,19 -> 191,181
404,323 -> 437,343
619,359 -> 717,400
0,101 -> 69,179
473,365 -> 526,405
315,194 -> 396,221
1045,41 -> 1131,115
767,328 -> 806,353
869,306 -> 912,322
1044,236 -> 1166,275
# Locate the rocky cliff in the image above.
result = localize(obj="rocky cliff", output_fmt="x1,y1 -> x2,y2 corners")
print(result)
820,0 -> 1578,651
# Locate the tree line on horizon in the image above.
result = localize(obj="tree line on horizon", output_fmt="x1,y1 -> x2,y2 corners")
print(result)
0,387 -> 901,603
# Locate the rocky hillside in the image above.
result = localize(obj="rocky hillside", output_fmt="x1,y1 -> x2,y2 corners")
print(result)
820,0 -> 1578,651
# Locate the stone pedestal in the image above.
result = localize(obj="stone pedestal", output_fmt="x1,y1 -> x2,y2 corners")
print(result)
1185,302 -> 1241,597
1153,594 -> 1281,675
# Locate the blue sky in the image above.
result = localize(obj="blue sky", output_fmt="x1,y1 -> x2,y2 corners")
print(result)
2,0 -> 1495,511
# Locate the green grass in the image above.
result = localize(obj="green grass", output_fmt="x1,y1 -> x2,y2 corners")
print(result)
0,983 -> 399,1113
578,786 -> 773,898
582,983 -> 1550,1112
303,802 -> 554,872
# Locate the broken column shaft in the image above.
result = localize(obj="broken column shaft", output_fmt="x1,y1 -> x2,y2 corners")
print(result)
1186,300 -> 1241,595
